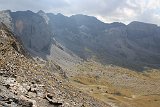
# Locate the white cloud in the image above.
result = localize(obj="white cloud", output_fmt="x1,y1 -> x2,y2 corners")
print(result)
0,0 -> 160,25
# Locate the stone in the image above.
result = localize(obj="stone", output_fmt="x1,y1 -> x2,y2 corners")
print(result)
45,93 -> 63,106
28,92 -> 37,98
20,95 -> 37,107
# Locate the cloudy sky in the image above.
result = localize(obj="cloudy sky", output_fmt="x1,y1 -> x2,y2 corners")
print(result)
0,0 -> 160,25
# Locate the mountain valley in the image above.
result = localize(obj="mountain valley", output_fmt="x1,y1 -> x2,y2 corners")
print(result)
0,10 -> 160,107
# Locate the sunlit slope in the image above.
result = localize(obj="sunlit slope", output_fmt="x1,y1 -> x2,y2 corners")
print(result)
67,61 -> 160,107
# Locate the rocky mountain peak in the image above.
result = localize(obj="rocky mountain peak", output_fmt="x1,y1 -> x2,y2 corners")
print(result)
0,10 -> 11,14
0,10 -> 13,31
37,10 -> 49,24
37,10 -> 45,14
128,21 -> 158,29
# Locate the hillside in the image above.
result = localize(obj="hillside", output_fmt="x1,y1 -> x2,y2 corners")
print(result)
67,61 -> 160,107
1,10 -> 160,71
0,10 -> 82,69
47,14 -> 160,71
0,23 -> 110,107
1,10 -> 160,107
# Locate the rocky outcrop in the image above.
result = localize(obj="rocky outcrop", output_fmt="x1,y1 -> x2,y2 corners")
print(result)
37,10 -> 50,24
0,10 -> 52,56
12,10 -> 52,53
0,10 -> 13,31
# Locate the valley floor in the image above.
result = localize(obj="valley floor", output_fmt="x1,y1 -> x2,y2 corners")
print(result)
66,61 -> 160,107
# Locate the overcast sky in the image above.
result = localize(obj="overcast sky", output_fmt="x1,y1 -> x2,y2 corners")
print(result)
0,0 -> 160,25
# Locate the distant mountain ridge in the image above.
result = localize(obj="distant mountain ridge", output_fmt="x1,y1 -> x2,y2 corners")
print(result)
1,10 -> 160,71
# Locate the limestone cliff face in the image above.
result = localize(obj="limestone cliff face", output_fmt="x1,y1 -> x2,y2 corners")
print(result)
0,10 -> 52,54
0,10 -> 14,31
12,10 -> 52,53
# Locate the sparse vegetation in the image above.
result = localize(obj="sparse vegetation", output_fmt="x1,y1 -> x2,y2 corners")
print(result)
67,61 -> 160,107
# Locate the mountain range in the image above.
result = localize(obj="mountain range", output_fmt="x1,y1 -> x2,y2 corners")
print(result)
1,10 -> 160,71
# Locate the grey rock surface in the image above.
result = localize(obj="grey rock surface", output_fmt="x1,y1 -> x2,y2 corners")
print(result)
1,10 -> 160,70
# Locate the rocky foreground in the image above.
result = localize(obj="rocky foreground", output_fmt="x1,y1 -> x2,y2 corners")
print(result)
0,23 -> 110,107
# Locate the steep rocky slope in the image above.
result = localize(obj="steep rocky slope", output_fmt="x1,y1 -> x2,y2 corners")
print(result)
1,10 -> 160,71
0,10 -> 81,69
0,23 -> 110,107
47,14 -> 160,71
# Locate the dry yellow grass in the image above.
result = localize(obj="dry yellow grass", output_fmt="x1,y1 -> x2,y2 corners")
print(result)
67,61 -> 160,107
